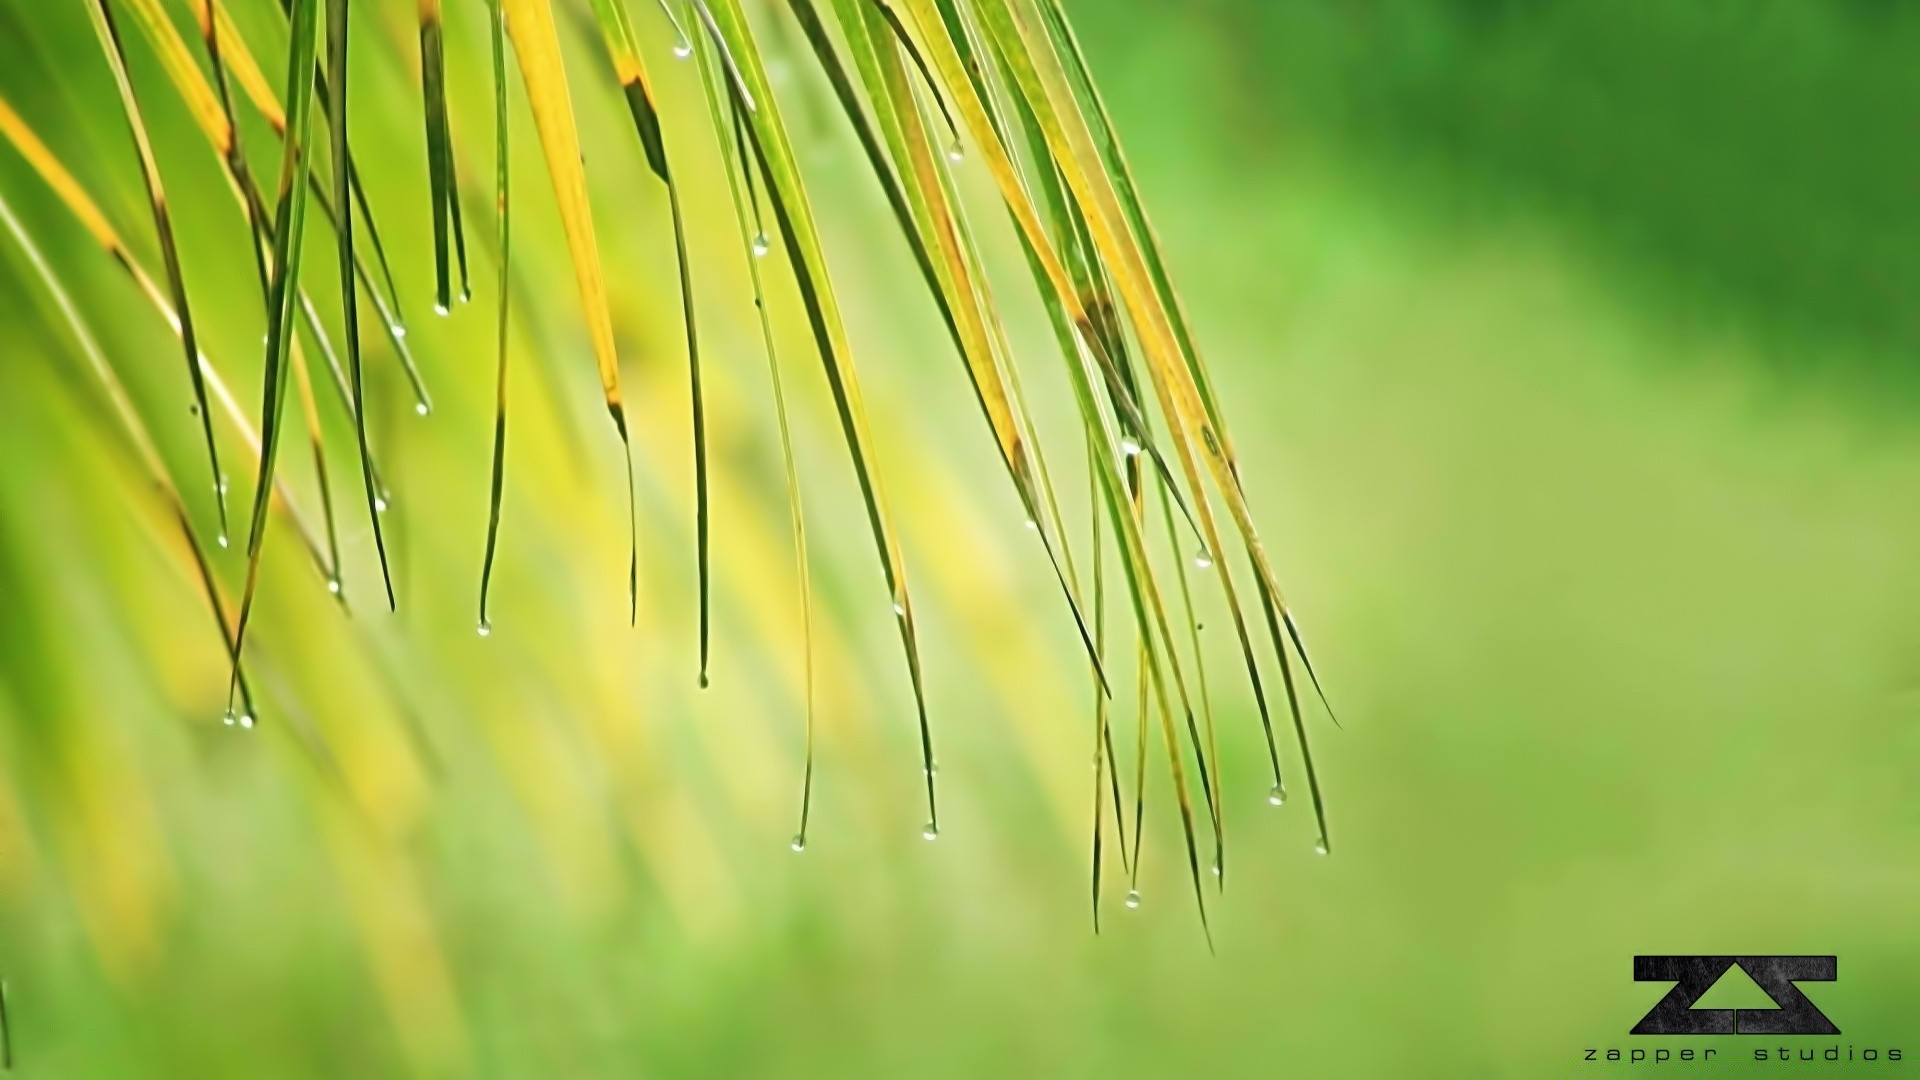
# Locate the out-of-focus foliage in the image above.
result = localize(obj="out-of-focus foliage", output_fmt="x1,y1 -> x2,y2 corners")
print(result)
1184,0 -> 1920,367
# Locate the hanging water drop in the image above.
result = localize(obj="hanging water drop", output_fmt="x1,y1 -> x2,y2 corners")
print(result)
945,140 -> 964,163
221,708 -> 236,727
238,713 -> 255,730
1267,784 -> 1286,807
434,301 -> 451,317
477,620 -> 492,638
1124,889 -> 1141,910
1024,518 -> 1039,531
1119,436 -> 1142,457
415,401 -> 430,417
1314,838 -> 1329,856
790,835 -> 806,853
1210,858 -> 1222,877
892,601 -> 906,617
921,823 -> 938,841
218,475 -> 229,497
673,38 -> 693,59
374,495 -> 389,513
751,232 -> 771,258
327,577 -> 342,596
217,533 -> 229,549
1193,548 -> 1214,570
392,323 -> 409,340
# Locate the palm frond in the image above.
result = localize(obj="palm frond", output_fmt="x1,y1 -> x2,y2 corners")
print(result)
0,0 -> 1339,939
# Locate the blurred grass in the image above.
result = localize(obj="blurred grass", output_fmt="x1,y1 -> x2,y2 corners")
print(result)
1,1 -> 1918,1076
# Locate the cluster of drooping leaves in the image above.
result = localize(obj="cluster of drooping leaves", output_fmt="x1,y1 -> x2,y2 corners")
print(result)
0,0 -> 1335,937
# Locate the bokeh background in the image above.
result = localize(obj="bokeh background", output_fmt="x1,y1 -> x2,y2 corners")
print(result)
1,0 -> 1917,1075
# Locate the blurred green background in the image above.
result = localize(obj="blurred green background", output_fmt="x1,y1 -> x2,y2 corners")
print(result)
1,0 -> 1917,1076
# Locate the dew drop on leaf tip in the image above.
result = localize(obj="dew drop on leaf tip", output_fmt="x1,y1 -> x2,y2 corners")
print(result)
1124,889 -> 1141,910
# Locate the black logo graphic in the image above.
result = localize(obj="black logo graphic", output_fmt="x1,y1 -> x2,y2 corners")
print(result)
1632,956 -> 1838,1035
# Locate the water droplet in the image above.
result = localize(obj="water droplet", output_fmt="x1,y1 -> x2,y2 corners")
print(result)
460,284 -> 473,305
790,835 -> 806,852
922,823 -> 939,841
392,323 -> 409,340
217,475 -> 230,496
238,713 -> 255,730
373,496 -> 389,513
414,402 -> 429,417
434,301 -> 451,317
221,708 -> 236,727
1314,838 -> 1329,856
327,577 -> 342,596
751,232 -> 771,257
1267,785 -> 1286,807
673,39 -> 693,59
1210,859 -> 1222,877
1124,889 -> 1141,909
923,761 -> 939,776
477,620 -> 492,638
1024,518 -> 1039,531
1119,437 -> 1142,457
946,140 -> 964,163
217,533 -> 230,549
1193,548 -> 1214,570
892,601 -> 906,617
